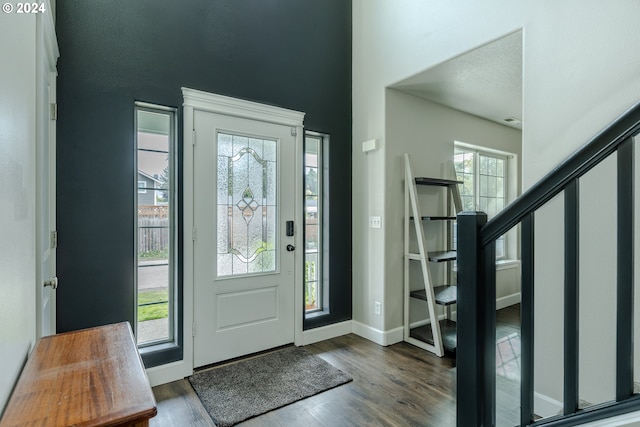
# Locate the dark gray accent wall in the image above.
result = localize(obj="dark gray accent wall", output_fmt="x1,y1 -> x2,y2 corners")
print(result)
56,0 -> 352,334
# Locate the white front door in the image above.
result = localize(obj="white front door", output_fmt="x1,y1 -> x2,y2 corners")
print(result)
192,105 -> 301,367
36,72 -> 57,339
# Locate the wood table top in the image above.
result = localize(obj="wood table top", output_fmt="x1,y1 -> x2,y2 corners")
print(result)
0,322 -> 157,427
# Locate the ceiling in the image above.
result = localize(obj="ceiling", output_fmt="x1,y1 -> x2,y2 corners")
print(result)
391,31 -> 523,129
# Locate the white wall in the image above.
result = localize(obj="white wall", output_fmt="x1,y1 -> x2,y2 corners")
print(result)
353,0 -> 640,417
383,89 -> 521,331
0,13 -> 38,415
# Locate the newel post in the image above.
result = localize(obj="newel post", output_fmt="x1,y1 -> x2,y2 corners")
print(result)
457,211 -> 495,427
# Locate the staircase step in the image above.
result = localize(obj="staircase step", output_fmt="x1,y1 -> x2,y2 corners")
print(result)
410,320 -> 457,353
410,285 -> 457,306
415,177 -> 463,187
429,250 -> 457,262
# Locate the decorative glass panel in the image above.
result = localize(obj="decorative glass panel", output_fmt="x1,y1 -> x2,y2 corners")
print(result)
217,133 -> 277,277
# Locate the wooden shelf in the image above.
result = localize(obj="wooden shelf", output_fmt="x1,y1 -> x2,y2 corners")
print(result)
410,285 -> 457,306
415,177 -> 463,187
410,320 -> 457,353
428,250 -> 457,262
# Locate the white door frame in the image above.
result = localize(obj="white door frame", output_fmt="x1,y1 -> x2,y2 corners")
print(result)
182,88 -> 305,370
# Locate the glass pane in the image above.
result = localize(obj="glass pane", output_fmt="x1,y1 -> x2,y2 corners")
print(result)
305,253 -> 319,311
495,237 -> 505,258
305,196 -> 319,250
217,133 -> 277,277
464,152 -> 475,174
480,154 -> 488,174
487,157 -> 497,175
463,174 -> 474,197
480,174 -> 488,197
305,133 -> 324,314
488,176 -> 497,196
462,195 -> 475,211
136,106 -> 174,347
306,167 -> 319,195
497,158 -> 504,176
306,137 -> 319,167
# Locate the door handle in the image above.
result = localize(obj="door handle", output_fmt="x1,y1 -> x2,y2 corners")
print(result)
286,244 -> 296,252
43,277 -> 58,290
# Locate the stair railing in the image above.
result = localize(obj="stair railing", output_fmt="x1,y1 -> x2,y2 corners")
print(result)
457,102 -> 640,427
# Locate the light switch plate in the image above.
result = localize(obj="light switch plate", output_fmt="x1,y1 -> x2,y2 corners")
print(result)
362,139 -> 377,152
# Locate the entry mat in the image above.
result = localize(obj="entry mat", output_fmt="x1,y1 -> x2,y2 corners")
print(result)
188,346 -> 353,427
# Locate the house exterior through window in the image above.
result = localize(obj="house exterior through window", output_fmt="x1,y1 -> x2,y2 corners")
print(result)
454,144 -> 510,259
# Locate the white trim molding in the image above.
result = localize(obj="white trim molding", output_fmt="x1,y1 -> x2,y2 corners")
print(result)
301,321 -> 353,346
146,359 -> 193,388
182,88 -> 305,127
352,321 -> 404,346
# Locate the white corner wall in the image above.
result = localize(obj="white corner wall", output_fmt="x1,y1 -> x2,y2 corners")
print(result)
353,0 -> 640,416
0,13 -> 38,415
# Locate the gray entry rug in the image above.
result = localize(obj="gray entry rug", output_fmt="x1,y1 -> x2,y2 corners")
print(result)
188,346 -> 353,427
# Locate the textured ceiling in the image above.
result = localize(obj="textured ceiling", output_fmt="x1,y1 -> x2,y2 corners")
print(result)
391,32 -> 523,129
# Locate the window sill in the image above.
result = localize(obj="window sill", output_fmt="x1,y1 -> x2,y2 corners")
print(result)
496,259 -> 520,271
139,340 -> 176,354
305,308 -> 330,321
139,340 -> 183,369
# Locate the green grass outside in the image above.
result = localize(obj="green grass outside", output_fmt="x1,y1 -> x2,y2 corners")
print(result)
138,248 -> 169,262
138,289 -> 168,322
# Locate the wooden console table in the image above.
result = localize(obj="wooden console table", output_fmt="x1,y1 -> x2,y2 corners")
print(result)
0,322 -> 157,427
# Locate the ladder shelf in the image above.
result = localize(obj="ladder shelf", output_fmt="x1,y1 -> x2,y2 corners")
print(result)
403,153 -> 462,357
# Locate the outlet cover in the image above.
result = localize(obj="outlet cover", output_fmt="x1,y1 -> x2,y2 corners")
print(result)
369,216 -> 381,229
374,301 -> 381,316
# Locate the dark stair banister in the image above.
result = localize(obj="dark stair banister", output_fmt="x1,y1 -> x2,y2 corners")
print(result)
457,102 -> 640,427
481,103 -> 640,246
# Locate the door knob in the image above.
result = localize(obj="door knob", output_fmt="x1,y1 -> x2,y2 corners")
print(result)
43,277 -> 58,290
286,244 -> 296,252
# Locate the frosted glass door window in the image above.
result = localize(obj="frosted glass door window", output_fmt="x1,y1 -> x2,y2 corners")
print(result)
217,133 -> 277,277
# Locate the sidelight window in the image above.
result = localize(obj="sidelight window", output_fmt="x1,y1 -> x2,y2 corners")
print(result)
304,132 -> 327,313
135,103 -> 177,347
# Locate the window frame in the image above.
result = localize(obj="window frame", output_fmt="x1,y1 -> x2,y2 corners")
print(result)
134,102 -> 183,368
454,143 -> 510,260
303,131 -> 329,318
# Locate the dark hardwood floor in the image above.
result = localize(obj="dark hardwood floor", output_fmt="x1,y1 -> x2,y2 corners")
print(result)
150,305 -> 521,427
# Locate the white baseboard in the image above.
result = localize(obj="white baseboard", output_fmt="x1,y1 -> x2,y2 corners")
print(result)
352,321 -> 403,346
534,392 -> 562,418
497,292 -> 521,310
301,321 -> 353,346
409,318 -> 430,329
533,393 -> 640,426
146,359 -> 193,387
